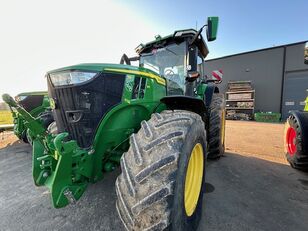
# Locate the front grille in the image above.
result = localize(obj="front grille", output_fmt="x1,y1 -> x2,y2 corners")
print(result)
48,72 -> 126,148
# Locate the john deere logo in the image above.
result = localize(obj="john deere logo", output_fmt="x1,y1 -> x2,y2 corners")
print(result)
50,98 -> 56,109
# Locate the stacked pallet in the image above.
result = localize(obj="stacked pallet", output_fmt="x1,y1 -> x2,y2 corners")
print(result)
225,81 -> 255,120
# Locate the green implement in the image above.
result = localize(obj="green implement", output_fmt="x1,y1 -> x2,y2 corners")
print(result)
8,91 -> 52,143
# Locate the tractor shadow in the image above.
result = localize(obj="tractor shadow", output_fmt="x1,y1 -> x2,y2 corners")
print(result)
1,141 -> 308,231
200,152 -> 308,231
0,141 -> 123,231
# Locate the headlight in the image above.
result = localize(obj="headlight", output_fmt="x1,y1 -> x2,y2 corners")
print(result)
49,71 -> 98,86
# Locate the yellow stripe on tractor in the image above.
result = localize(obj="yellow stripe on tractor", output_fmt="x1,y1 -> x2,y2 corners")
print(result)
104,68 -> 166,86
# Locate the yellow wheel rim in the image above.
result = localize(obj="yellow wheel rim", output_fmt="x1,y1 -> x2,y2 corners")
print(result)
184,143 -> 204,217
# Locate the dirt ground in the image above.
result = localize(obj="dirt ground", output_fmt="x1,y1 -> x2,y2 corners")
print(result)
225,120 -> 286,164
0,131 -> 17,149
0,121 -> 307,231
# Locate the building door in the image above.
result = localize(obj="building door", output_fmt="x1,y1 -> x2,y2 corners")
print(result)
282,70 -> 308,120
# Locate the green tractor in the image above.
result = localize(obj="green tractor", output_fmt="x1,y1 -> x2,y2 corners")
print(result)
3,17 -> 225,230
9,91 -> 53,143
284,42 -> 308,171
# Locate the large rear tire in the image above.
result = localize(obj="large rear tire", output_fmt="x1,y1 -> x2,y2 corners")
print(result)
207,93 -> 226,159
116,110 -> 207,230
285,112 -> 308,170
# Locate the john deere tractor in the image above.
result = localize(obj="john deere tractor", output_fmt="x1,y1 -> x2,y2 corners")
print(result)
9,91 -> 53,143
3,17 -> 225,230
284,42 -> 308,171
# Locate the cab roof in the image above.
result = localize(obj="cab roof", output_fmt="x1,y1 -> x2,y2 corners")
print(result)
136,29 -> 209,58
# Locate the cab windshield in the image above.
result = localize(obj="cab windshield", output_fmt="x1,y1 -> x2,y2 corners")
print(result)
139,42 -> 187,95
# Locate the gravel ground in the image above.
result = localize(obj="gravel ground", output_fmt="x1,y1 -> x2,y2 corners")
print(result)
0,131 -> 16,149
0,121 -> 308,231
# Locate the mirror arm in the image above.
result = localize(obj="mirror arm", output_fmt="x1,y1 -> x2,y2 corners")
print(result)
120,54 -> 140,65
189,24 -> 207,46
120,54 -> 131,65
129,56 -> 140,62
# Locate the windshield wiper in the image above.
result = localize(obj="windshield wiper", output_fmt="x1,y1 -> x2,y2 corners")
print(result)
141,53 -> 154,57
144,62 -> 159,73
141,46 -> 178,57
165,48 -> 177,56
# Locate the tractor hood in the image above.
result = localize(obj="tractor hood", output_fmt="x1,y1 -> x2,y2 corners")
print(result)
46,63 -> 165,148
47,63 -> 129,148
47,63 -> 165,86
47,63 -> 141,74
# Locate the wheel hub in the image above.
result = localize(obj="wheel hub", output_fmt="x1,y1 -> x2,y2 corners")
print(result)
184,143 -> 204,217
286,127 -> 297,155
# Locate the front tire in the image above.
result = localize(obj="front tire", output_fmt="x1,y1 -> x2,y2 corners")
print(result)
116,110 -> 207,230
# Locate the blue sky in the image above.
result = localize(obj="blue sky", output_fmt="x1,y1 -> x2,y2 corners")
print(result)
120,0 -> 308,59
0,0 -> 307,98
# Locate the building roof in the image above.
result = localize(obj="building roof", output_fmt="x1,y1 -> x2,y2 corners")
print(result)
206,41 -> 307,62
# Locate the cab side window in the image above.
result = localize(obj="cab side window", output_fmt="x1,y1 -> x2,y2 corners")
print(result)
132,76 -> 147,99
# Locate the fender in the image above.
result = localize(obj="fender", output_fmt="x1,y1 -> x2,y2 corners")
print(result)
204,83 -> 219,107
160,95 -> 207,116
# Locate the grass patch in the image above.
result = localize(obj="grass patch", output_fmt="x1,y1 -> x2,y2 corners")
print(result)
0,110 -> 13,125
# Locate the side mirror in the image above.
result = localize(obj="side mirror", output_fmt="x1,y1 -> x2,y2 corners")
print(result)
186,71 -> 200,82
206,17 -> 219,41
305,42 -> 308,65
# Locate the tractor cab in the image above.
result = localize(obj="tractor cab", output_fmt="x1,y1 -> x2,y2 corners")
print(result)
137,30 -> 208,96
123,17 -> 219,96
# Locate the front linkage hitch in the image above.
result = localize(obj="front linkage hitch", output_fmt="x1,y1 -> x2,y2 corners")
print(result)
2,94 -> 92,208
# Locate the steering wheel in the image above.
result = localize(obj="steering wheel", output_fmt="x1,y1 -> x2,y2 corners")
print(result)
164,69 -> 179,83
164,69 -> 175,77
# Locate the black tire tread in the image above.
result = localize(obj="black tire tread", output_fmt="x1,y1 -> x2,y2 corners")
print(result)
116,110 -> 205,230
207,93 -> 225,159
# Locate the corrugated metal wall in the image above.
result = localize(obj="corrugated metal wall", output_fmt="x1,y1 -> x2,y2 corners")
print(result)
282,43 -> 308,119
204,42 -> 308,120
